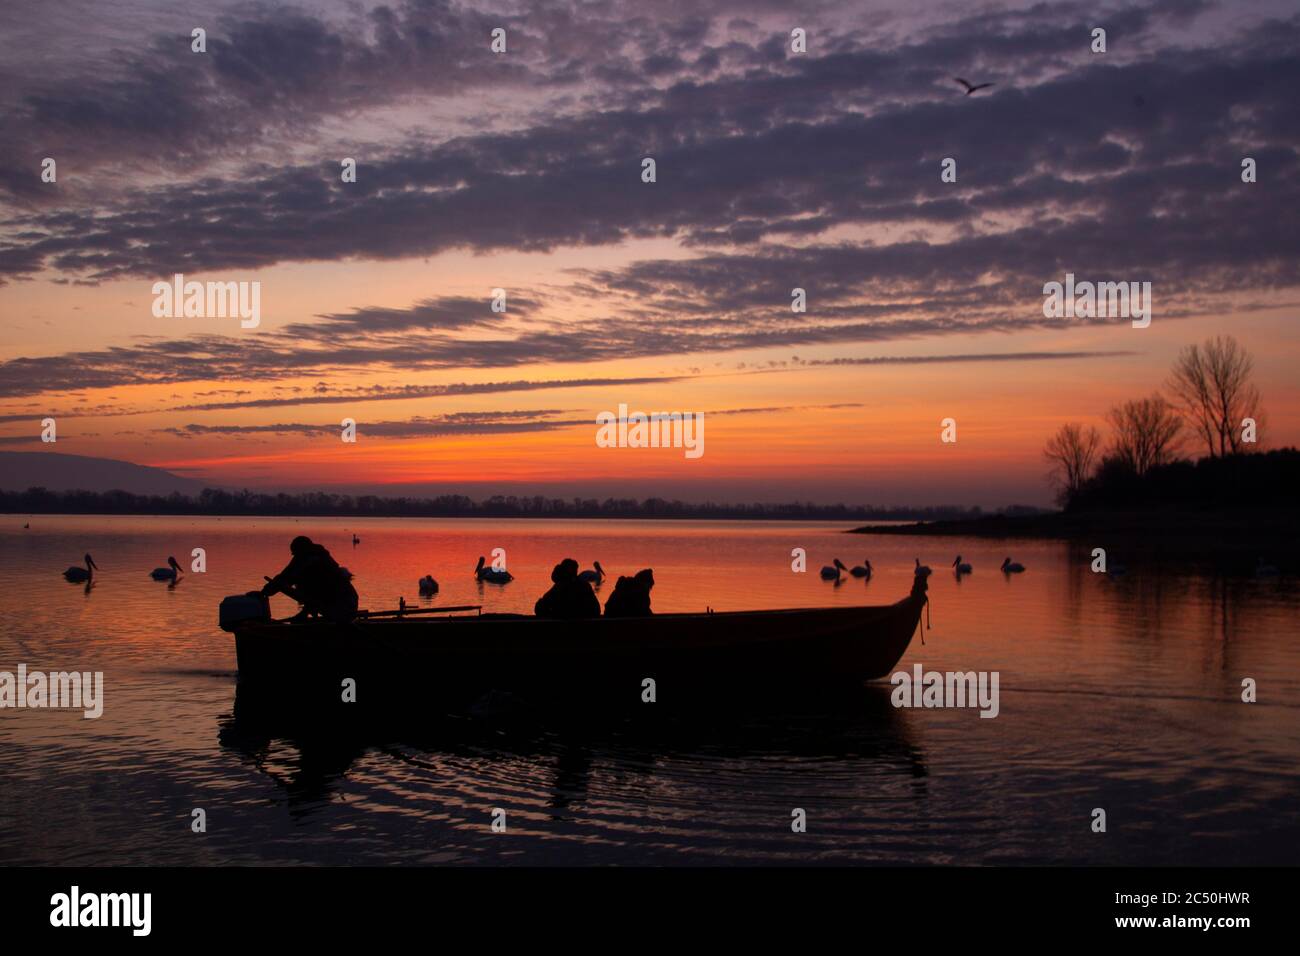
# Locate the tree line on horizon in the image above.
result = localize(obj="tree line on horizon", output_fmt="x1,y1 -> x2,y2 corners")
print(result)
1043,334 -> 1292,510
0,487 -> 1048,522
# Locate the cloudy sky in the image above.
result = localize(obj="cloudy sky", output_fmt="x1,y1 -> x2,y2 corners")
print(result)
1,0 -> 1297,505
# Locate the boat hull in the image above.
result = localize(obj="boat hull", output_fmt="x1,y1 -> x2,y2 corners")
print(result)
232,592 -> 926,708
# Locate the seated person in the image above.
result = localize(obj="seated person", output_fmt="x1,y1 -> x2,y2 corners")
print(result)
603,568 -> 654,617
534,558 -> 601,619
262,535 -> 359,624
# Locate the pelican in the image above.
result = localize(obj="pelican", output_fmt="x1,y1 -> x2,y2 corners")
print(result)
150,556 -> 182,581
63,554 -> 97,582
820,558 -> 847,580
352,534 -> 360,546
1256,558 -> 1280,578
914,558 -> 932,578
850,559 -> 873,578
954,77 -> 993,95
1001,557 -> 1026,573
475,556 -> 514,584
578,561 -> 606,584
952,556 -> 972,574
418,574 -> 439,595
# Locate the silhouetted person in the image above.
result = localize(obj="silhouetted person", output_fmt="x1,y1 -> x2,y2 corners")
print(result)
262,535 -> 358,624
534,558 -> 601,619
604,568 -> 654,617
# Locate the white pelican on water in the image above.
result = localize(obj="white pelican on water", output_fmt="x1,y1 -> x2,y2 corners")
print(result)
475,556 -> 514,584
820,559 -> 848,580
914,558 -> 932,578
578,561 -> 606,584
64,554 -> 98,582
850,560 -> 873,578
952,556 -> 972,574
418,575 -> 439,595
1001,557 -> 1026,573
150,556 -> 182,581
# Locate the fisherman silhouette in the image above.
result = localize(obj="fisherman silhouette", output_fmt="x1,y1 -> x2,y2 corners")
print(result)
262,535 -> 358,624
604,568 -> 654,618
534,558 -> 601,619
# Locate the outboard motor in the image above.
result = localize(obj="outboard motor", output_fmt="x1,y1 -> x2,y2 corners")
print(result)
219,592 -> 272,632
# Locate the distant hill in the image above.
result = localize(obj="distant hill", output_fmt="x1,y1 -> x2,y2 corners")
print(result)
0,451 -> 206,496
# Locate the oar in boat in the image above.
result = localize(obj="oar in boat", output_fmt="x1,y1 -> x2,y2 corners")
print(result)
359,604 -> 483,619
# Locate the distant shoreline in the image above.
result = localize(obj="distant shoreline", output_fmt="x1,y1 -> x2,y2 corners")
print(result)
3,509 -> 920,523
850,508 -> 1299,569
0,487 -> 1045,523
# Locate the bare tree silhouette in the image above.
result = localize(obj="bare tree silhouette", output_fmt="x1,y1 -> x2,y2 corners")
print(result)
1167,335 -> 1264,457
1043,422 -> 1102,505
1106,395 -> 1183,476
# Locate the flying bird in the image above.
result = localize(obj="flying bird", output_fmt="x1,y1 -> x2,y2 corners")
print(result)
954,77 -> 993,95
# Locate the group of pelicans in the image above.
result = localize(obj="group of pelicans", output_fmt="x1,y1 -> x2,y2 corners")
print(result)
61,551 -> 607,593
819,555 -> 1025,581
62,553 -> 183,583
819,555 -> 1280,581
60,549 -> 1283,589
417,558 -> 606,596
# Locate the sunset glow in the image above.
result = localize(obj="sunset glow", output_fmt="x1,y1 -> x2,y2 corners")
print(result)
2,1 -> 1297,506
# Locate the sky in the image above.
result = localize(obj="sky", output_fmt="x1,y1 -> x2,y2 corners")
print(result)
0,0 -> 1297,507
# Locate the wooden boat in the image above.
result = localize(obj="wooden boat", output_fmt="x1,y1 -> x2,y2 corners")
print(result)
228,576 -> 929,707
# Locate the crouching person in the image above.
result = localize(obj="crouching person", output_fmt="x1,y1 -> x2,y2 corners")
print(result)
603,568 -> 654,617
534,558 -> 601,619
262,535 -> 359,624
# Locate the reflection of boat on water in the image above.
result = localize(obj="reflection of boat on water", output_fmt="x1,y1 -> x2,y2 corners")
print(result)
219,672 -> 930,817
224,576 -> 929,708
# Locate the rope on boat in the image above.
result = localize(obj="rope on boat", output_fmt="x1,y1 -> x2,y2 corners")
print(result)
911,573 -> 931,646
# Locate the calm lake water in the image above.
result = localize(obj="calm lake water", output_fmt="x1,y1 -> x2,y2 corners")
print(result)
1,515 -> 1298,865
